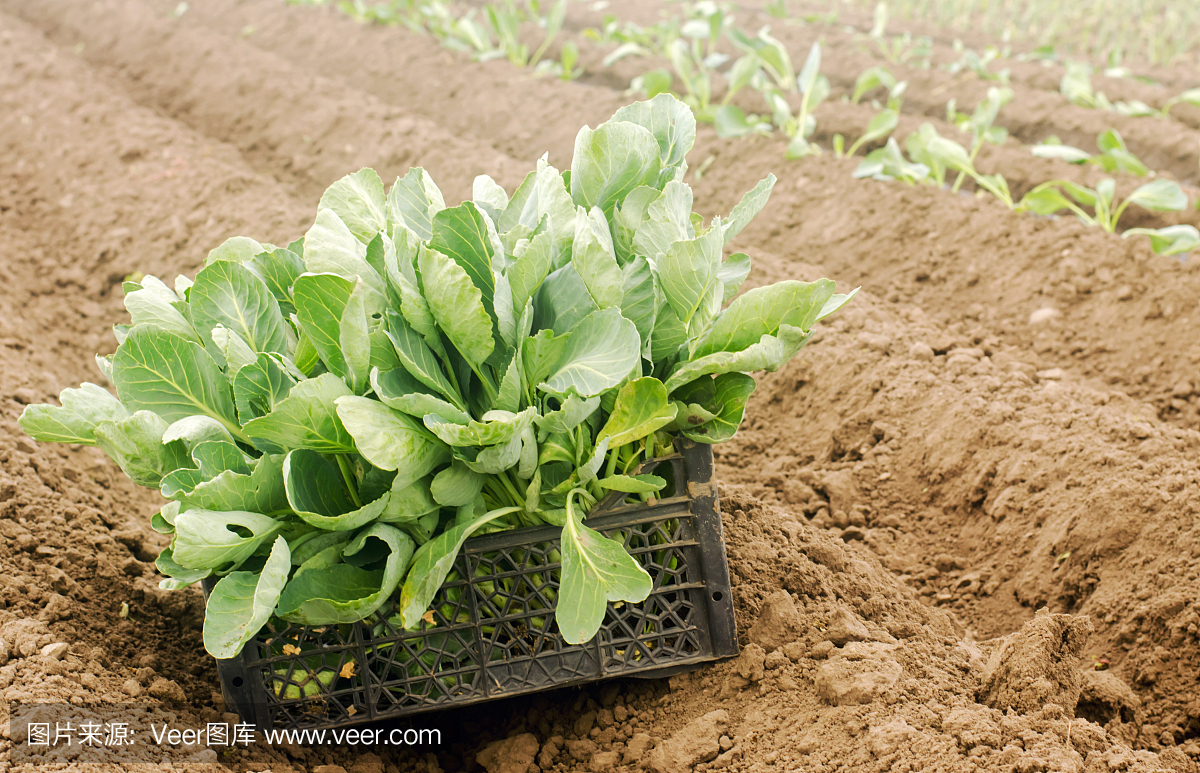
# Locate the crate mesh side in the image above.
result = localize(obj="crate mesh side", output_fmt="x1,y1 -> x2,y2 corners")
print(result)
232,447 -> 729,730
247,620 -> 368,727
597,515 -> 705,672
469,533 -> 581,692
363,589 -> 483,713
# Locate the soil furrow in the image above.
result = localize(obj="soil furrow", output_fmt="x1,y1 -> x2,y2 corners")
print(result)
147,0 -> 629,170
1,1 -> 1198,770
0,5 -> 314,745
682,139 -> 1200,430
2,0 -> 527,205
603,0 -> 1200,185
190,0 -> 1200,186
89,0 -> 1200,426
712,263 -> 1200,742
0,11 -> 305,397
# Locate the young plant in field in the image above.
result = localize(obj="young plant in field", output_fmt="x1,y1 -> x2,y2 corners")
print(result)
1032,130 -> 1150,177
1160,88 -> 1200,117
867,2 -> 932,67
597,2 -> 762,125
851,65 -> 906,109
944,40 -> 1011,83
627,69 -> 674,99
726,26 -> 794,94
665,37 -> 719,122
1098,75 -> 1191,116
558,40 -> 581,80
332,0 -> 570,70
1121,225 -> 1200,256
335,0 -> 422,29
882,124 -> 1194,256
1058,60 -> 1189,117
595,20 -> 683,96
20,95 -> 854,658
782,42 -> 831,159
946,87 -> 1011,149
589,15 -> 662,58
910,125 -> 1187,233
534,39 -> 582,80
903,123 -> 955,187
485,0 -> 527,64
418,1 -> 501,60
492,0 -> 567,68
806,8 -> 842,23
876,32 -> 932,68
1060,61 -> 1108,109
853,137 -> 930,184
905,123 -> 1016,206
1107,87 -> 1200,118
713,104 -> 774,138
833,107 -> 900,158
945,86 -> 1012,192
1020,177 -> 1190,233
1021,44 -> 1059,63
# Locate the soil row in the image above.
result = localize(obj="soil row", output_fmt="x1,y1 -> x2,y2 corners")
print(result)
0,0 -> 1197,768
720,246 -> 1200,745
546,0 -> 1200,182
0,8 -> 313,766
752,0 -> 1200,110
16,0 -> 1198,428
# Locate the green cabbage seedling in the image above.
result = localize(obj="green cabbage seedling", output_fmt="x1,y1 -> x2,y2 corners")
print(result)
21,94 -> 854,657
1120,225 -> 1200,256
1032,130 -> 1150,177
853,138 -> 930,184
1019,177 -> 1189,232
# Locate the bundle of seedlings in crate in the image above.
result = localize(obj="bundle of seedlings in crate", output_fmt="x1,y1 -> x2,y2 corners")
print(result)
21,94 -> 854,728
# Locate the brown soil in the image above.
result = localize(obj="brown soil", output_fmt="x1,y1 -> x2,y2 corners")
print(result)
0,0 -> 1198,772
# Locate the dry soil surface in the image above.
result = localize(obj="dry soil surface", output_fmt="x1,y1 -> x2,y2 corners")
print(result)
0,1 -> 1199,772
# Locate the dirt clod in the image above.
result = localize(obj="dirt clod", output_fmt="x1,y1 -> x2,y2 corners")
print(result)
1077,669 -> 1144,744
623,733 -> 654,764
867,716 -> 918,757
734,643 -> 766,682
0,1 -> 1195,770
1029,307 -> 1061,324
644,710 -> 728,773
746,589 -> 803,650
476,732 -> 539,773
815,648 -> 903,706
823,605 -> 874,646
587,750 -> 619,773
38,642 -> 68,661
147,677 -> 187,703
978,609 -> 1094,714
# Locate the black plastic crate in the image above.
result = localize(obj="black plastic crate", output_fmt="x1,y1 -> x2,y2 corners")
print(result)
202,440 -> 737,731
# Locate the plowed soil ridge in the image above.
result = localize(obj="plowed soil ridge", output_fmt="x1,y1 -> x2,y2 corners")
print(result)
12,0 -> 1200,428
0,1 -> 1198,772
